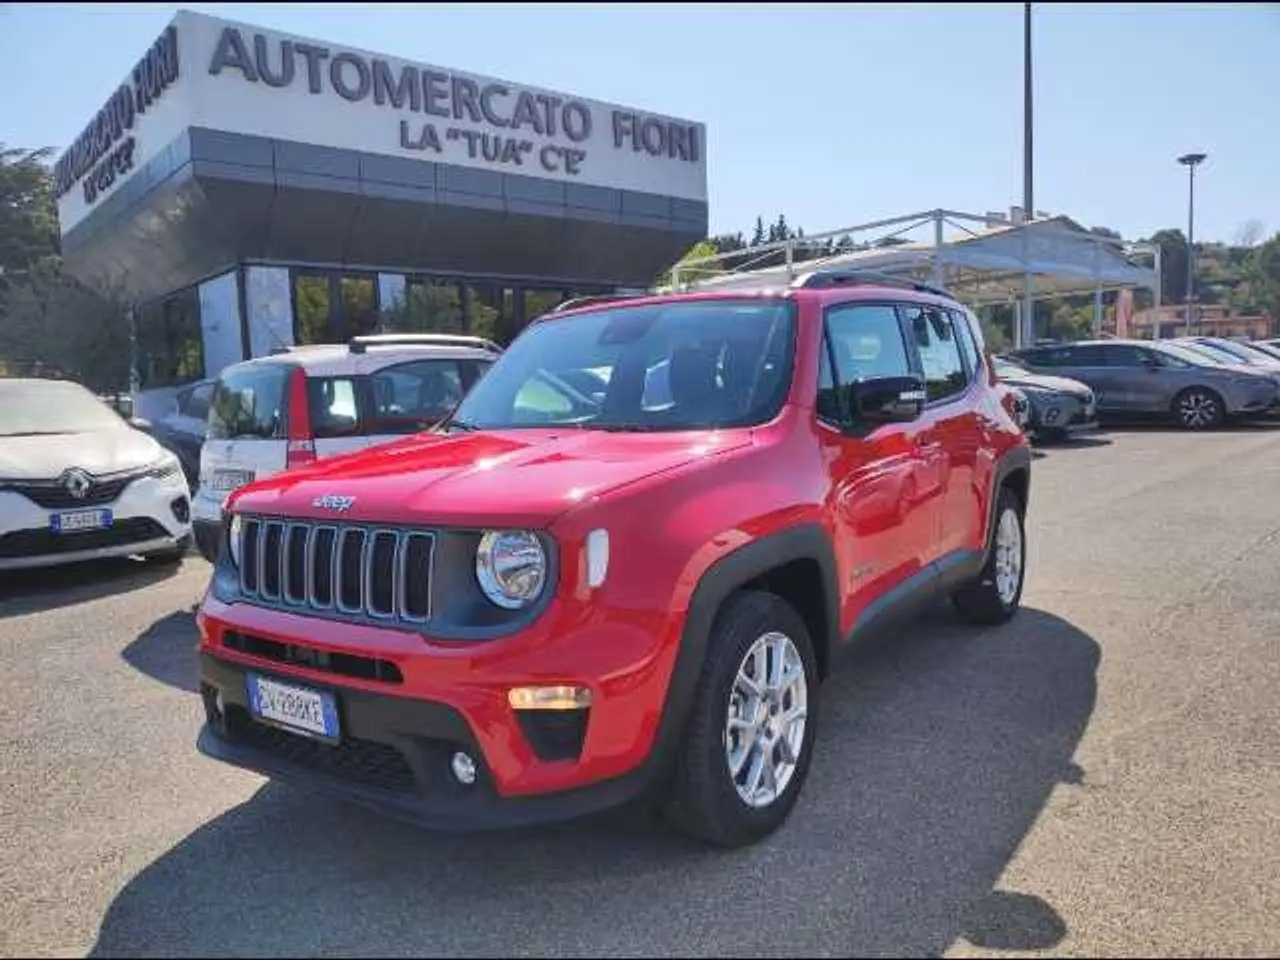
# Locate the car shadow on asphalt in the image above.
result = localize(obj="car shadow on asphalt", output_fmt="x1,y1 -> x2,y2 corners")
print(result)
1034,434 -> 1114,453
89,605 -> 1098,959
122,609 -> 201,694
0,556 -> 185,621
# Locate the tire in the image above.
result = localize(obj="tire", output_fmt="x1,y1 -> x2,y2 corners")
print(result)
952,485 -> 1026,626
145,533 -> 193,564
1171,387 -> 1225,431
663,590 -> 819,848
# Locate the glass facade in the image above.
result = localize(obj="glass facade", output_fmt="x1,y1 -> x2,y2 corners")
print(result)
132,263 -> 618,394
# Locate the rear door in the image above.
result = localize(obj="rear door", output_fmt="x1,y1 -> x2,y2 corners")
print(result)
200,362 -> 292,499
901,302 -> 986,560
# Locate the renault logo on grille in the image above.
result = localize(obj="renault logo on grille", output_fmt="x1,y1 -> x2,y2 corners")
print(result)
61,468 -> 94,500
312,494 -> 356,512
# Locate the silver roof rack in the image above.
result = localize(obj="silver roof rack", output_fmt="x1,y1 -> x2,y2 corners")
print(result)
790,268 -> 956,300
348,333 -> 502,355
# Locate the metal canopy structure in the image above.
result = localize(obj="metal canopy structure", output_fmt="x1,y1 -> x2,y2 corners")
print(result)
667,209 -> 1162,347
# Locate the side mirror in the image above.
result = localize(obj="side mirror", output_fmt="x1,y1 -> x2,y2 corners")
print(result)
844,374 -> 927,427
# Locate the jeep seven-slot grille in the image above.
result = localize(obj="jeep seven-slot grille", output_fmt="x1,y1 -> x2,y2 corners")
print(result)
237,517 -> 435,623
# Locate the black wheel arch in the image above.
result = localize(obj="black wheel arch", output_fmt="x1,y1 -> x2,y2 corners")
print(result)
646,523 -> 839,779
982,444 -> 1032,563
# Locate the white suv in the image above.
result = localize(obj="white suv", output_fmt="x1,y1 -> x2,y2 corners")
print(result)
190,334 -> 500,562
0,378 -> 192,572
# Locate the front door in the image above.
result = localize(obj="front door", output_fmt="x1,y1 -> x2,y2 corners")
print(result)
817,301 -> 940,631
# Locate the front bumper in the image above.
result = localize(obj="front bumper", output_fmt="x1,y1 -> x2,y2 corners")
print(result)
1028,393 -> 1098,436
0,474 -> 192,571
197,650 -> 656,832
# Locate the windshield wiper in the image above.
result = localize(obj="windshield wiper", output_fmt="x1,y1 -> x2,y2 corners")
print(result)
440,416 -> 480,433
0,430 -> 73,437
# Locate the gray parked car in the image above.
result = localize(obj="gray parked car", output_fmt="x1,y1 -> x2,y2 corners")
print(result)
1011,339 -> 1280,430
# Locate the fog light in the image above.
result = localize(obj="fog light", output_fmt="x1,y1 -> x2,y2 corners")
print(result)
508,685 -> 593,711
450,751 -> 477,785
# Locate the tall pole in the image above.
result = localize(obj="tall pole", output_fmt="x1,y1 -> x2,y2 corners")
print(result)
1177,152 -> 1206,337
1021,2 -> 1035,347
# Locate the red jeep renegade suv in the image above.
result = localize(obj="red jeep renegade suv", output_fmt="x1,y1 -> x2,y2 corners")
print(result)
195,269 -> 1031,848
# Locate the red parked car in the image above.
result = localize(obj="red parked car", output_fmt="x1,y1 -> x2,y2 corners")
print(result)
195,270 -> 1031,848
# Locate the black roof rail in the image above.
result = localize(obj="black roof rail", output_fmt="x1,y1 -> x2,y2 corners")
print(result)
551,294 -> 646,314
348,333 -> 501,355
792,268 -> 956,300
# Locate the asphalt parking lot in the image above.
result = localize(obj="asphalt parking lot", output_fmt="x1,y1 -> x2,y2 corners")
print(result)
3,424 -> 1280,958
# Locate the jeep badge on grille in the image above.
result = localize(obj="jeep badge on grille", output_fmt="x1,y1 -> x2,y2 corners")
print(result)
312,494 -> 356,512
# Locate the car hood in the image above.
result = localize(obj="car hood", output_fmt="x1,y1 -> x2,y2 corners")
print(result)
229,427 -> 755,528
1000,372 -> 1093,398
0,428 -> 164,481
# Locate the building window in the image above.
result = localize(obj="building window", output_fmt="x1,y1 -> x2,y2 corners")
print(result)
466,284 -> 518,346
341,275 -> 378,338
134,286 -> 204,389
291,270 -> 381,345
293,273 -> 331,344
403,279 -> 465,333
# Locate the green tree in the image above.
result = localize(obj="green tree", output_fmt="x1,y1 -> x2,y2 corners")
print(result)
658,240 -> 723,287
0,142 -> 131,391
0,144 -> 60,287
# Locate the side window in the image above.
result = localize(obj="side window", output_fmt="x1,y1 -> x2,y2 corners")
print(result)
949,307 -> 981,379
1106,345 -> 1149,368
306,377 -> 361,439
1070,345 -> 1111,368
904,304 -> 968,402
367,360 -> 465,434
819,303 -> 913,422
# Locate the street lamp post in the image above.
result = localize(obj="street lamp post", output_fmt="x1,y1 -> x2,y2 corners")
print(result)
1020,2 -> 1034,349
1177,152 -> 1207,336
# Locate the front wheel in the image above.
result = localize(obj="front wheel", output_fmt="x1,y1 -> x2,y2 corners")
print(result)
1172,387 -> 1225,431
952,485 -> 1026,625
664,590 -> 819,848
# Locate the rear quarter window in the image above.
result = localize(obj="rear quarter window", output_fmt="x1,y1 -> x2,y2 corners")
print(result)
207,365 -> 290,440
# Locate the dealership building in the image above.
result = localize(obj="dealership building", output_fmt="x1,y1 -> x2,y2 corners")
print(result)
55,9 -> 708,409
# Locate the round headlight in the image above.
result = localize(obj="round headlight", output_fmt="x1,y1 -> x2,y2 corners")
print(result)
475,530 -> 547,609
228,514 -> 243,567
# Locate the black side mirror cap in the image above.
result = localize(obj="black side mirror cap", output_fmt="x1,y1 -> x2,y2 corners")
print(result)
844,374 -> 927,428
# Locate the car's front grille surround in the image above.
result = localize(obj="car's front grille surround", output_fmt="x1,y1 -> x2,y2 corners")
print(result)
236,516 -> 435,625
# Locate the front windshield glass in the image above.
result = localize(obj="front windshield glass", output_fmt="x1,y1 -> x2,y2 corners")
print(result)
448,299 -> 796,431
1156,342 -> 1230,367
1199,340 -> 1267,364
0,380 -> 128,436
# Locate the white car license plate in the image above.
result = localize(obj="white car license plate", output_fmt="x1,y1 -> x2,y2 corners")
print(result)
211,469 -> 255,492
246,673 -> 340,740
50,508 -> 113,533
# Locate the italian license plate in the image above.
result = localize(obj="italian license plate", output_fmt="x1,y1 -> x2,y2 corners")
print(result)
50,508 -> 113,533
246,673 -> 340,741
211,469 -> 255,492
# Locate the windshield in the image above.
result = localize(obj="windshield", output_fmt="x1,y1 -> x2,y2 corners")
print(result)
1199,339 -> 1272,365
448,299 -> 796,431
0,380 -> 128,436
1156,342 -> 1231,367
208,364 -> 290,440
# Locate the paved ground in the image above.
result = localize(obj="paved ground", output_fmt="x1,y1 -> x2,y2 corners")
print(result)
2,423 -> 1280,959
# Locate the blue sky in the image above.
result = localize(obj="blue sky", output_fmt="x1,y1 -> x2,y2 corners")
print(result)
1,2 -> 1276,245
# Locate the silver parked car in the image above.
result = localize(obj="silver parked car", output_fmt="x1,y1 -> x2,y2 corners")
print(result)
1011,339 -> 1279,430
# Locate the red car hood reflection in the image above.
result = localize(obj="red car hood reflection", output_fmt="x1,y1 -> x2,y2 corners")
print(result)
229,428 -> 753,528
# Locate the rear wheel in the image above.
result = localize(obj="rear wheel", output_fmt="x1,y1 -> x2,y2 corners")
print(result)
664,590 -> 819,848
1172,387 -> 1225,431
952,485 -> 1025,625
